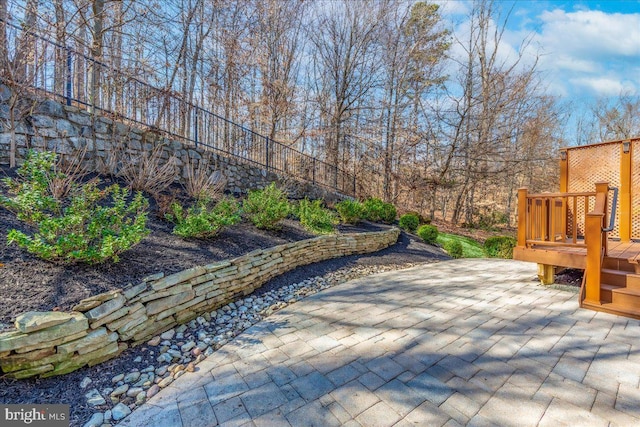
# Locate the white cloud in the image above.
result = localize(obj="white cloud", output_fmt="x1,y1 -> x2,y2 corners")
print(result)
433,0 -> 471,18
570,77 -> 626,96
535,8 -> 640,97
441,2 -> 640,99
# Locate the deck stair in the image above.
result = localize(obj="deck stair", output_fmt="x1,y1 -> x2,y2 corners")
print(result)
582,257 -> 640,319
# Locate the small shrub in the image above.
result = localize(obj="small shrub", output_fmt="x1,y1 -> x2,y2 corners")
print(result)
406,210 -> 430,224
362,198 -> 397,223
444,240 -> 464,258
1,150 -> 150,263
335,199 -> 364,224
183,157 -> 226,201
484,236 -> 517,259
417,224 -> 439,245
117,143 -> 178,197
398,213 -> 420,232
167,197 -> 240,238
243,183 -> 290,229
295,199 -> 337,234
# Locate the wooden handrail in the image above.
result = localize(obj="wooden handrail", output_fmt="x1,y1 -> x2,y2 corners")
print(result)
526,191 -> 597,198
517,189 -> 598,249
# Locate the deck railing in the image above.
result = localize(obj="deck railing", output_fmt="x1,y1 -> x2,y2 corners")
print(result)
517,189 -> 597,248
517,182 -> 612,304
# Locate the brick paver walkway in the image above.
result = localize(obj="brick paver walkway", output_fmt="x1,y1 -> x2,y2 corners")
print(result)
121,259 -> 640,426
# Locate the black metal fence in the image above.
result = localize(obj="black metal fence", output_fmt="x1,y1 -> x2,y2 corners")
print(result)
1,21 -> 356,196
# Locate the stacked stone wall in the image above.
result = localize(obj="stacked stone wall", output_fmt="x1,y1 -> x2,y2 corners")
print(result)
0,228 -> 400,379
0,96 -> 341,200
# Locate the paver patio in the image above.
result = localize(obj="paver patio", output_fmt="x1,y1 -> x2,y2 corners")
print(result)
120,259 -> 640,426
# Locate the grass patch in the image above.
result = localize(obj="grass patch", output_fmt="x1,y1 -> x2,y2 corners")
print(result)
436,232 -> 484,258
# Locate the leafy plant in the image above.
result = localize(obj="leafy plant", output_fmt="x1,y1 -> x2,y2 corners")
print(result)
335,199 -> 364,224
1,150 -> 150,263
398,213 -> 420,232
243,183 -> 290,229
166,197 -> 240,238
295,199 -> 337,234
444,240 -> 464,258
362,198 -> 397,223
484,236 -> 517,259
417,224 -> 439,244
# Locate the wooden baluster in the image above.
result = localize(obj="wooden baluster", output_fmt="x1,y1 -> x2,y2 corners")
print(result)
517,188 -> 527,247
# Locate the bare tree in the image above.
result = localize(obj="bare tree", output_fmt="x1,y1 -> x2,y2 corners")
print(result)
0,0 -> 42,167
308,0 -> 384,178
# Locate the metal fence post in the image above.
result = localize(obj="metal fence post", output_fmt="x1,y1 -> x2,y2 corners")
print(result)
65,47 -> 72,106
194,108 -> 199,148
265,137 -> 270,170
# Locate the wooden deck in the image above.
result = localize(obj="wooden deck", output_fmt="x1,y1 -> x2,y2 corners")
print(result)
514,239 -> 640,270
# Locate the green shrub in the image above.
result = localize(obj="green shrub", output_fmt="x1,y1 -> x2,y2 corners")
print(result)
417,224 -> 439,244
295,199 -> 337,235
406,211 -> 430,224
167,197 -> 241,238
444,240 -> 464,258
242,183 -> 290,229
484,236 -> 517,259
335,199 -> 364,224
436,233 -> 484,258
362,198 -> 397,223
1,150 -> 149,263
398,213 -> 420,232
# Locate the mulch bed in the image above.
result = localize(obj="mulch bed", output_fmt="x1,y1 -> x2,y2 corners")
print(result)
0,163 -> 453,426
554,268 -> 584,288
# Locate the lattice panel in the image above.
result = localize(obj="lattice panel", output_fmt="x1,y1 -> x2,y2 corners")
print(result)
567,143 -> 621,238
632,140 -> 640,239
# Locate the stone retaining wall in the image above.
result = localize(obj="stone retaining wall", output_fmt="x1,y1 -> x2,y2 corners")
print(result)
0,228 -> 399,379
0,95 -> 340,200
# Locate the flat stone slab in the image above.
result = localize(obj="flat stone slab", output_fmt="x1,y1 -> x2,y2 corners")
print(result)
120,259 -> 640,427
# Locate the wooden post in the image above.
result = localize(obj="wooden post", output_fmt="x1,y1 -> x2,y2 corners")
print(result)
595,182 -> 609,256
560,150 -> 568,192
620,140 -> 631,242
584,182 -> 608,305
584,212 -> 604,305
517,188 -> 528,247
538,264 -> 555,285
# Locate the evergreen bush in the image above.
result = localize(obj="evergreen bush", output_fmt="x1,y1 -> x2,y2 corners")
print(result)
295,199 -> 337,234
335,199 -> 364,224
445,240 -> 464,258
398,213 -> 420,232
166,197 -> 240,238
242,183 -> 290,229
417,224 -> 439,245
484,236 -> 517,259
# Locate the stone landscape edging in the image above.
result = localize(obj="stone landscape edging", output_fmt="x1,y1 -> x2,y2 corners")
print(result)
0,228 -> 400,379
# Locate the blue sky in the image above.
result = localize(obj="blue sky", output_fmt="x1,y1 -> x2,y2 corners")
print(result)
437,0 -> 640,100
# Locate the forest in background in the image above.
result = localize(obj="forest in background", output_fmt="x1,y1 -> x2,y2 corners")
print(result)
1,0 -> 639,227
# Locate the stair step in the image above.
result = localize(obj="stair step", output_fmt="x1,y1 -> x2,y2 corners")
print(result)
601,269 -> 629,287
600,283 -> 622,303
624,274 -> 640,291
581,300 -> 640,320
611,286 -> 640,308
603,258 -> 636,272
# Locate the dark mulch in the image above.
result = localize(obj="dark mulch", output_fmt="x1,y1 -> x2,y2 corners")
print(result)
0,164 -> 451,426
555,268 -> 584,288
